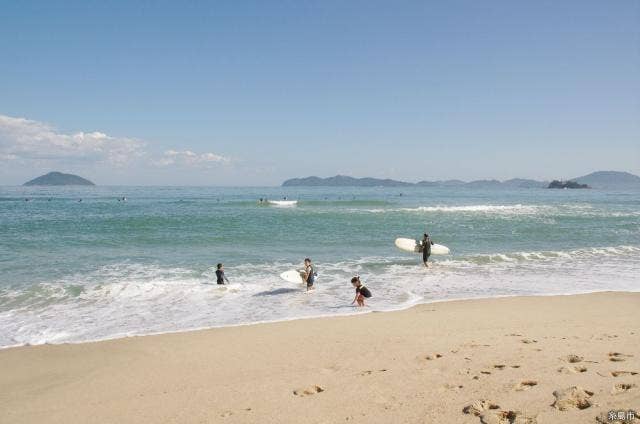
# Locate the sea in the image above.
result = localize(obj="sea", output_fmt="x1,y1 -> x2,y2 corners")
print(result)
1,185 -> 638,348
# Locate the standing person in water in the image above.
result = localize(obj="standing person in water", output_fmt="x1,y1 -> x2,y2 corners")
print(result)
215,263 -> 229,285
302,258 -> 316,291
421,233 -> 434,268
350,276 -> 372,307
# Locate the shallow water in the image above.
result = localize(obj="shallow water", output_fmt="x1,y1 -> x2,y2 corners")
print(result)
1,186 -> 638,347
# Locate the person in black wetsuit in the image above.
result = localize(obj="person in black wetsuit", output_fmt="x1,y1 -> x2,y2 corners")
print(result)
421,233 -> 434,268
303,258 -> 316,291
350,276 -> 372,307
215,263 -> 229,285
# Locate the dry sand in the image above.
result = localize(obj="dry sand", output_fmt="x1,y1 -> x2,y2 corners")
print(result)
1,292 -> 639,423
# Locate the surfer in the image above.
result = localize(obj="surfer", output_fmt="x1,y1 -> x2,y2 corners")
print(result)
215,263 -> 229,285
303,258 -> 316,291
421,233 -> 434,267
350,276 -> 372,307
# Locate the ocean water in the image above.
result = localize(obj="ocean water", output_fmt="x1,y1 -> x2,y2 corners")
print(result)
1,186 -> 638,348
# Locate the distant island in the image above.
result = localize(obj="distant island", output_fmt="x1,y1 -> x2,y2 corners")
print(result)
282,175 -> 547,188
283,176 -> 415,187
572,171 -> 640,190
23,172 -> 95,186
547,180 -> 589,189
282,171 -> 640,189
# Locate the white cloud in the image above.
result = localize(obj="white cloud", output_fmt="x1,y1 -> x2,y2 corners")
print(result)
0,115 -> 230,171
0,114 -> 145,166
156,149 -> 230,167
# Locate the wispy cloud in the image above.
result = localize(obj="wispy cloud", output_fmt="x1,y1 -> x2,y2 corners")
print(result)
155,149 -> 230,167
0,114 -> 230,170
0,115 -> 145,166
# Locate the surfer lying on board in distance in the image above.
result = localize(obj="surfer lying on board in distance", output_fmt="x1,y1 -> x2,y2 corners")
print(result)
215,263 -> 229,285
303,258 -> 316,291
350,276 -> 372,307
421,233 -> 434,268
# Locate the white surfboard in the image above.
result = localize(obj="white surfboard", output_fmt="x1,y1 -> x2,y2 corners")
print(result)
280,269 -> 305,284
268,200 -> 297,207
394,238 -> 450,255
280,269 -> 320,284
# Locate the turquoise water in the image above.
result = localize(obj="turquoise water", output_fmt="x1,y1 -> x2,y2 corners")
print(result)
1,186 -> 639,347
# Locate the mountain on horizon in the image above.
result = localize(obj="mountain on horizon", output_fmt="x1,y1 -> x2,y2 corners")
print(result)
282,171 -> 640,189
23,172 -> 95,186
281,175 -> 413,187
573,171 -> 640,189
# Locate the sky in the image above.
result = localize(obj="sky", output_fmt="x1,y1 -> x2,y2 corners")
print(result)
1,0 -> 638,186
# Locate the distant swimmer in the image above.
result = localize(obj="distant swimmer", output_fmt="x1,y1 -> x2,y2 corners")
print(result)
303,258 -> 317,291
350,276 -> 372,307
215,263 -> 229,285
420,233 -> 434,267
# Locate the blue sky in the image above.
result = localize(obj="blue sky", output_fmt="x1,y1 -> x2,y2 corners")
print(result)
1,0 -> 638,185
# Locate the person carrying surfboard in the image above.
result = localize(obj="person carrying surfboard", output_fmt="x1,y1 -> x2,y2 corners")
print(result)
350,276 -> 372,307
421,233 -> 434,267
303,258 -> 316,291
215,263 -> 229,285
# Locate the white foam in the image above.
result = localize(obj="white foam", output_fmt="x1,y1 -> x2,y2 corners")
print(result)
1,245 -> 639,348
404,204 -> 537,213
351,203 -> 640,218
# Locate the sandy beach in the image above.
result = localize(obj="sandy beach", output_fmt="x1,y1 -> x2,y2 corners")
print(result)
1,292 -> 638,424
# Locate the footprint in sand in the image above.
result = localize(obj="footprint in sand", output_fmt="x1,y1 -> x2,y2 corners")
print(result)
358,369 -> 388,376
609,352 -> 633,362
557,365 -> 587,374
511,365 -> 521,369
293,385 -> 325,397
493,365 -> 506,370
612,383 -> 637,395
611,371 -> 638,377
463,401 -> 536,423
425,353 -> 443,360
521,339 -> 537,344
515,380 -> 538,391
489,410 -> 537,424
462,400 -> 500,416
439,383 -> 464,392
594,333 -> 619,341
563,354 -> 584,363
551,386 -> 594,411
481,371 -> 492,375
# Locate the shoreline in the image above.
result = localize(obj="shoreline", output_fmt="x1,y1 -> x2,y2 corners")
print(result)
1,291 -> 639,423
3,288 -> 638,351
